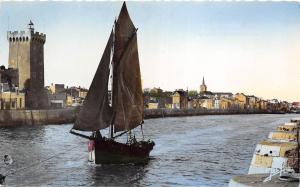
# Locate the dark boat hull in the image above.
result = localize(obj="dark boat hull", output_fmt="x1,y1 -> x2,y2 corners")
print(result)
91,138 -> 155,164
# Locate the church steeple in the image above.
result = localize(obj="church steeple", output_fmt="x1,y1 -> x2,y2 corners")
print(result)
200,76 -> 207,93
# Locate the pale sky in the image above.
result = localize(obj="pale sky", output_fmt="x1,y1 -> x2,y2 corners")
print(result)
0,1 -> 300,102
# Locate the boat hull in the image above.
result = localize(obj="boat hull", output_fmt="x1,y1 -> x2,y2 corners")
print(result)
90,138 -> 155,164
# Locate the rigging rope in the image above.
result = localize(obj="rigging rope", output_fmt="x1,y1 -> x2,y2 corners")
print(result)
3,145 -> 83,177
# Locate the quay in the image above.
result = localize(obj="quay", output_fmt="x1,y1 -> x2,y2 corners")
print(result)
144,108 -> 275,119
0,108 -> 77,127
0,107 -> 285,127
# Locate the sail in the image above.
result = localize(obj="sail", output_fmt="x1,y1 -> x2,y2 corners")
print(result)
113,2 -> 136,64
72,31 -> 113,131
112,3 -> 144,132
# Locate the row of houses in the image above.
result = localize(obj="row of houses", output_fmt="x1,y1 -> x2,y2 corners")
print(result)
46,83 -> 88,108
0,83 -> 88,110
144,88 -> 289,112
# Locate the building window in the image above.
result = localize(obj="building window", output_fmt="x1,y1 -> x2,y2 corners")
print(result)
11,101 -> 15,109
20,98 -> 22,108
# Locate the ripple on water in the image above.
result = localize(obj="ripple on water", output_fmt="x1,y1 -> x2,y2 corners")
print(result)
0,114 -> 299,186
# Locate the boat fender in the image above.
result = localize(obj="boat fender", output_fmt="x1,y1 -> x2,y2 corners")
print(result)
88,140 -> 95,152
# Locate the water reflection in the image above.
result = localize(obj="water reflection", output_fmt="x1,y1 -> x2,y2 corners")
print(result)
89,164 -> 148,186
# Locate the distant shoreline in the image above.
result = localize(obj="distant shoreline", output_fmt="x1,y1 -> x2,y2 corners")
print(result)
0,108 -> 291,128
144,108 -> 286,119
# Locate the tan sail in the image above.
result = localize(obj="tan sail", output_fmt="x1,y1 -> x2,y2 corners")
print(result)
72,31 -> 113,131
113,3 -> 144,132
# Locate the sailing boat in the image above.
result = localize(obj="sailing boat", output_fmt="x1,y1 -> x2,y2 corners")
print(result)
70,2 -> 154,164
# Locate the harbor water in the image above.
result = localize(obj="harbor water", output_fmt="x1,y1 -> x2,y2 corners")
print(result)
1,114 -> 299,186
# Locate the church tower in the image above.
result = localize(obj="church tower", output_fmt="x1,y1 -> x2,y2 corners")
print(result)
7,21 -> 47,109
200,77 -> 207,93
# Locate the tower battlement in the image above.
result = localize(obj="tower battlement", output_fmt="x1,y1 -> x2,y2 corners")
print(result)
7,30 -> 46,43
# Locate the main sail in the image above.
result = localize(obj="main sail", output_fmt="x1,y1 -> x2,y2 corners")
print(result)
112,3 -> 144,132
72,31 -> 113,131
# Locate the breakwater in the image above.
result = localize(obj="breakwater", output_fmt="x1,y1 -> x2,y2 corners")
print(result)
0,108 -> 279,127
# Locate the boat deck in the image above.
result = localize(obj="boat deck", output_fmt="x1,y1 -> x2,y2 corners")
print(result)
229,174 -> 299,187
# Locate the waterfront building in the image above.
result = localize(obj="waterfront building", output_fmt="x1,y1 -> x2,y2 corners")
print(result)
46,84 -> 67,108
188,98 -> 201,109
47,91 -> 66,108
248,95 -> 258,109
199,96 -> 214,109
148,102 -> 159,109
7,21 -> 47,109
234,93 -> 248,109
0,66 -> 18,86
65,86 -> 88,106
46,83 -> 67,108
48,83 -> 65,94
214,92 -> 233,99
66,95 -> 73,106
172,90 -> 188,109
214,98 -> 221,109
164,97 -> 173,109
258,100 -> 268,110
291,102 -> 300,109
0,83 -> 25,109
220,97 -> 233,110
0,91 -> 25,110
78,88 -> 88,99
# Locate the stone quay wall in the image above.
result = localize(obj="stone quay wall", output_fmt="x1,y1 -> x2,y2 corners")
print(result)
0,108 -> 78,127
0,107 -> 278,127
144,108 -> 271,119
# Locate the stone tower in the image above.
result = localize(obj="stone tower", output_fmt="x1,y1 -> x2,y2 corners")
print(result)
7,21 -> 47,109
200,77 -> 207,93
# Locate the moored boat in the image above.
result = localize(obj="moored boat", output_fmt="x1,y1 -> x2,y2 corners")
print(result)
229,118 -> 300,186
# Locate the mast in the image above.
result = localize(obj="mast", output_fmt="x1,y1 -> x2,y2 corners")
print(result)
109,20 -> 117,139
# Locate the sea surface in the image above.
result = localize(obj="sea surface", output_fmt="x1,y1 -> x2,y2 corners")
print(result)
0,114 -> 300,187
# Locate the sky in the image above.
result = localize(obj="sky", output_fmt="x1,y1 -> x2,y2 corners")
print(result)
0,1 -> 300,102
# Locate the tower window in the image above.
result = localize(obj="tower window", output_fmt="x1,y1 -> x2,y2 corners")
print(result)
26,37 -> 29,41
13,38 -> 15,42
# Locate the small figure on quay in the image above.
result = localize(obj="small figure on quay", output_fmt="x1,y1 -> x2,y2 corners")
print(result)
4,155 -> 13,165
